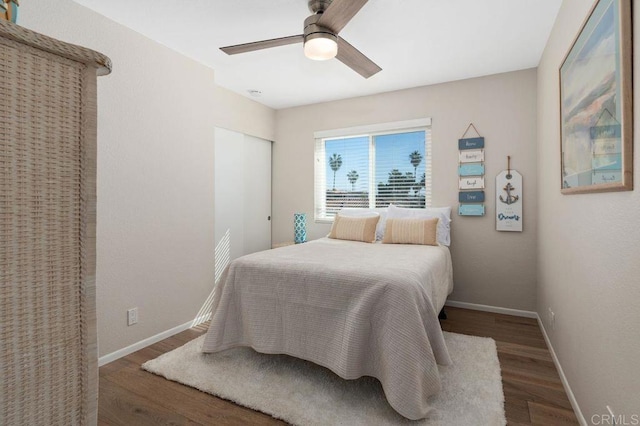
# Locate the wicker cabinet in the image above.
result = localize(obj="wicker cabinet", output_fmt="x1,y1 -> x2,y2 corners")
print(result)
0,21 -> 111,425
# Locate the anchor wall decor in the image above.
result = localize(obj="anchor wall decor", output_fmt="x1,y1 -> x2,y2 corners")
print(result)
496,156 -> 523,232
499,182 -> 519,205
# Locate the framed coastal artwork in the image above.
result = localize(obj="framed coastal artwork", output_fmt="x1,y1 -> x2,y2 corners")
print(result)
559,0 -> 632,194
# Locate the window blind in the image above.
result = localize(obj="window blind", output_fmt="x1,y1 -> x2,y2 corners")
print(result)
314,124 -> 432,222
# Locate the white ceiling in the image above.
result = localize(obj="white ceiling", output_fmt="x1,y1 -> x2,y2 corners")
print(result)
73,0 -> 561,110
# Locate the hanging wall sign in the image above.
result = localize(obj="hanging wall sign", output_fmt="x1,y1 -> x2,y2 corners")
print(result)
458,163 -> 485,177
459,191 -> 485,203
458,123 -> 486,218
458,137 -> 485,150
459,149 -> 485,163
459,204 -> 485,216
459,176 -> 485,190
496,169 -> 523,232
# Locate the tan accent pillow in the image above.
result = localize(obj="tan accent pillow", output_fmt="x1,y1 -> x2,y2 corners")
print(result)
382,217 -> 439,245
328,214 -> 380,243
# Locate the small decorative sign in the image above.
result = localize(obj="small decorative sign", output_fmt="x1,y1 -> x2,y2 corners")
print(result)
458,137 -> 485,150
458,163 -> 485,177
459,176 -> 484,190
459,204 -> 485,216
457,123 -> 486,218
496,168 -> 523,232
593,170 -> 622,184
592,139 -> 621,155
459,149 -> 484,163
459,191 -> 485,203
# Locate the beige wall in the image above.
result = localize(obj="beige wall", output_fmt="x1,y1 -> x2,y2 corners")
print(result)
20,0 -> 275,356
274,69 -> 538,310
537,0 -> 640,421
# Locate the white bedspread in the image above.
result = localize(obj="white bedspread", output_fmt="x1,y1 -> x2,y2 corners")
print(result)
202,238 -> 454,419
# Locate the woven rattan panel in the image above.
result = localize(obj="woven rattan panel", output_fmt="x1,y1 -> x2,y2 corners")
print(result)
0,38 -> 87,425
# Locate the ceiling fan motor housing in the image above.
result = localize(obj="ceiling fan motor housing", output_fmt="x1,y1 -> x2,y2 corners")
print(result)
303,14 -> 337,44
308,0 -> 333,14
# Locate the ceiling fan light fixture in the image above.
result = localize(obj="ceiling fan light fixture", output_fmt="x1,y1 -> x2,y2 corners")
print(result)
303,32 -> 338,61
220,0 -> 381,78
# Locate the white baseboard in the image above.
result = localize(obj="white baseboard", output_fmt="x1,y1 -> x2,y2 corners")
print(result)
536,316 -> 587,426
98,313 -> 211,367
444,300 -> 537,318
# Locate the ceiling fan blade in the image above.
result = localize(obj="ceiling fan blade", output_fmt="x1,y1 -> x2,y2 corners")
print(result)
221,35 -> 304,55
317,0 -> 369,33
336,38 -> 381,78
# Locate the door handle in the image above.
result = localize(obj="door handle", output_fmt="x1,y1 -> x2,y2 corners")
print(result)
267,216 -> 271,221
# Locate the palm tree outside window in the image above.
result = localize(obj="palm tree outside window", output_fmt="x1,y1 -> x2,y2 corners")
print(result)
315,127 -> 431,221
329,153 -> 343,191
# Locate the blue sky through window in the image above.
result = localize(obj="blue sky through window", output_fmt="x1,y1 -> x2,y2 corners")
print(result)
325,136 -> 369,192
375,131 -> 425,187
324,131 -> 425,192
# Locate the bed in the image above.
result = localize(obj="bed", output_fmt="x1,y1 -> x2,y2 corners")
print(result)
202,235 -> 454,420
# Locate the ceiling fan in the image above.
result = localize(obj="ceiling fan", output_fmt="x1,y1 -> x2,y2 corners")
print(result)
220,0 -> 382,79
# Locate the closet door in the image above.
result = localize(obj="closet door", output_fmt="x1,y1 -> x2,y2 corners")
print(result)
214,128 -> 272,266
243,135 -> 272,255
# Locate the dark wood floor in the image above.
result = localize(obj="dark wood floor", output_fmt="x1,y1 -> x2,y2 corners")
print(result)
439,308 -> 578,425
98,307 -> 579,425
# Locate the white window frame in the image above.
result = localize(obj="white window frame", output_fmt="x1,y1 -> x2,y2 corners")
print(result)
314,118 -> 432,223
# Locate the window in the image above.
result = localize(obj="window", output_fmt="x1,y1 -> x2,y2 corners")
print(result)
314,119 -> 432,222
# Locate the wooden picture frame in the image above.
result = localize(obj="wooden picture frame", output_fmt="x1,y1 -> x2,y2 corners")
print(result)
559,0 -> 632,194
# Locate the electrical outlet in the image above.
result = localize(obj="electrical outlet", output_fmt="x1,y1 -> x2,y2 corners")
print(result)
548,308 -> 555,330
127,307 -> 138,326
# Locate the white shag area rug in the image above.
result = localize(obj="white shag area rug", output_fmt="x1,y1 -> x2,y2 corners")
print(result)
142,332 -> 505,425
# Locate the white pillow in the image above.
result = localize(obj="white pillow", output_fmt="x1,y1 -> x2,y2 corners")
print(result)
338,208 -> 387,241
386,204 -> 452,246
